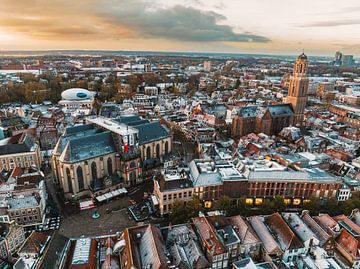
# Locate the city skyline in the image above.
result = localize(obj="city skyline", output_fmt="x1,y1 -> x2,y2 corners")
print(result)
1,0 -> 360,56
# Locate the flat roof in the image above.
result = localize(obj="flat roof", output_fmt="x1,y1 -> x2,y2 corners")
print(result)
86,116 -> 138,136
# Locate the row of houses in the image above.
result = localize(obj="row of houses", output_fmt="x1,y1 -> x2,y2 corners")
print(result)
119,210 -> 360,269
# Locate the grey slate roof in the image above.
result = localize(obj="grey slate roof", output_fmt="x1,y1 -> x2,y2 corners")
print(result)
7,196 -> 39,209
38,232 -> 69,269
115,115 -> 143,124
63,124 -> 94,136
237,106 -> 258,118
61,131 -> 116,163
134,122 -> 170,145
0,134 -> 35,155
267,104 -> 294,117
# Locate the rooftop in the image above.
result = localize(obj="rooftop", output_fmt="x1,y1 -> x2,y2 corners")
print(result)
7,196 -> 39,209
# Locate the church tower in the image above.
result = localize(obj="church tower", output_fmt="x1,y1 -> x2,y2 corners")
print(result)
285,53 -> 309,125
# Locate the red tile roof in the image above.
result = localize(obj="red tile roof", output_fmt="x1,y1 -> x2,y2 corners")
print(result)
337,229 -> 359,260
266,213 -> 304,251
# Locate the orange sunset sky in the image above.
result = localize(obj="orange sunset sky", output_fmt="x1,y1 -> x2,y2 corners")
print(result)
1,0 -> 360,56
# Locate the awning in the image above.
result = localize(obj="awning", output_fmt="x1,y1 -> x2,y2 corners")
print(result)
95,188 -> 128,202
79,200 -> 95,211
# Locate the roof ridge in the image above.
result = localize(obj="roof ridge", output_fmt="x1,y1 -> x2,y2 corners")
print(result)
148,225 -> 162,266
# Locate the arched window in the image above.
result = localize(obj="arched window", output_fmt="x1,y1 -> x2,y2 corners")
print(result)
146,147 -> 151,159
77,166 -> 85,191
91,162 -> 97,181
165,141 -> 169,155
156,144 -> 160,158
130,171 -> 137,186
107,158 -> 113,176
66,168 -> 73,193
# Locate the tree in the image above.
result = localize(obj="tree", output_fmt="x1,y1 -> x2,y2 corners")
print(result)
186,196 -> 204,219
259,196 -> 286,215
170,200 -> 188,224
325,198 -> 344,216
302,196 -> 322,215
214,196 -> 233,215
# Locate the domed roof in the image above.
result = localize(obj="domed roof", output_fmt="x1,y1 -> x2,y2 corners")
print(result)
298,53 -> 307,60
61,88 -> 93,101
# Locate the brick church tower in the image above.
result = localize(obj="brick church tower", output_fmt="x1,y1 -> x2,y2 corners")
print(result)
285,53 -> 309,125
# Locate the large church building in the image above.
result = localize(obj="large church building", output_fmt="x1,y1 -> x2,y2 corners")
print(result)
232,53 -> 309,138
52,115 -> 172,200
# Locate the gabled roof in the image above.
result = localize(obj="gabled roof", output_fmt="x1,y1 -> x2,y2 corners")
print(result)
313,214 -> 338,235
0,133 -> 36,155
38,232 -> 69,269
133,122 -> 170,145
114,115 -> 143,124
267,104 -> 294,118
301,211 -> 331,247
192,216 -> 227,257
64,124 -> 94,136
333,215 -> 360,238
227,215 -> 260,245
123,224 -> 168,269
236,106 -> 258,118
59,131 -> 115,163
336,229 -> 359,260
164,224 -> 210,269
249,216 -> 282,256
282,213 -> 317,243
265,213 -> 304,251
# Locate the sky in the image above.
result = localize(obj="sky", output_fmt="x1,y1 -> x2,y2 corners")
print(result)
0,0 -> 359,56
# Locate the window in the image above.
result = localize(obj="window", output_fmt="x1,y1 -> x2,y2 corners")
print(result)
146,147 -> 151,159
77,166 -> 85,191
24,156 -> 27,161
66,168 -> 73,193
29,156 -> 33,160
173,194 -> 177,199
179,193 -> 182,198
165,141 -> 169,155
91,162 -> 97,182
107,158 -> 113,176
156,144 -> 160,158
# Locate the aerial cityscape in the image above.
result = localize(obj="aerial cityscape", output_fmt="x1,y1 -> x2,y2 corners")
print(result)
0,0 -> 360,269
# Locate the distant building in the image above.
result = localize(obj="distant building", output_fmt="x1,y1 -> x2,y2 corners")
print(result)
204,61 -> 211,72
334,51 -> 342,66
0,133 -> 42,170
284,53 -> 309,125
231,104 -> 294,137
58,88 -> 96,116
342,55 -> 355,67
0,221 -> 25,265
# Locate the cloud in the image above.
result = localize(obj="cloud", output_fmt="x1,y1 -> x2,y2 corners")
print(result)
0,0 -> 269,43
101,3 -> 269,42
298,19 -> 360,27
